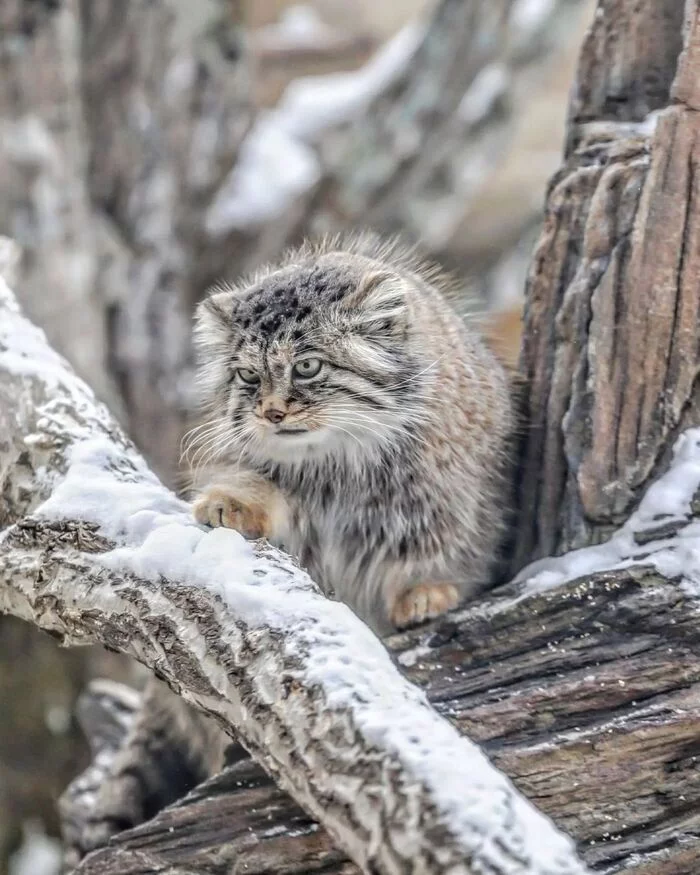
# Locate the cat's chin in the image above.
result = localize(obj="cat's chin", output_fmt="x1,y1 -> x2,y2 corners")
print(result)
255,426 -> 334,463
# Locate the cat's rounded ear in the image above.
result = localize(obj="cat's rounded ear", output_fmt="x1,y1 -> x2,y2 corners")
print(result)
194,286 -> 239,353
346,271 -> 409,338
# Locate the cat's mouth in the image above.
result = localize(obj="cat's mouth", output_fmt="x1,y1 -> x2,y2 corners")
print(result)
275,426 -> 308,435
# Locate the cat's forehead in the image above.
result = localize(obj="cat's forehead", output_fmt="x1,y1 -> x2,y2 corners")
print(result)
235,262 -> 359,336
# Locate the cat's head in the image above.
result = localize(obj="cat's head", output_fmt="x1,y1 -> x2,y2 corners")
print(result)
192,246 -> 432,465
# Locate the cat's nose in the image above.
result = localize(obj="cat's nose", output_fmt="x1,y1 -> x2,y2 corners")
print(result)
261,396 -> 288,424
263,407 -> 286,424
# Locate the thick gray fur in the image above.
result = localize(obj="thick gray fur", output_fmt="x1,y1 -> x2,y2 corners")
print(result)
190,234 -> 515,632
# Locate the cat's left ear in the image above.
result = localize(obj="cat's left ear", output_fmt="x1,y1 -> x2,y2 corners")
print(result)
193,285 -> 244,355
346,271 -> 410,338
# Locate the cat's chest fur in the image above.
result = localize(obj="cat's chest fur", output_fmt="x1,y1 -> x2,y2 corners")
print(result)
259,448 -> 450,626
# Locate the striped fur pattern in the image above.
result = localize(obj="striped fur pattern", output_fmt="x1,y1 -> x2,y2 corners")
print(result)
188,235 -> 515,633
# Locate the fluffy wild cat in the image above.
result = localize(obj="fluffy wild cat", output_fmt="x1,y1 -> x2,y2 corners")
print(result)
189,235 -> 514,634
69,236 -> 515,862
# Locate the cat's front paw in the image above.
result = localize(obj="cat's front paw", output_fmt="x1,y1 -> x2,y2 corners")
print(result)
193,487 -> 269,539
389,582 -> 460,629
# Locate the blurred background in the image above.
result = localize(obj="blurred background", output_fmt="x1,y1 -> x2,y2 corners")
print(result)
0,0 -> 594,871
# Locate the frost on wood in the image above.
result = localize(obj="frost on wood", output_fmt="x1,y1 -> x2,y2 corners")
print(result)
0,275 -> 589,875
516,428 -> 700,594
205,22 -> 422,235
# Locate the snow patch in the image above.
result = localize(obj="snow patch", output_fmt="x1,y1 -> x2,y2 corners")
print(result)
9,823 -> 61,875
457,64 -> 509,127
277,21 -> 422,143
0,275 -> 93,405
257,5 -> 335,50
516,428 -> 700,594
510,0 -> 557,37
206,115 -> 320,232
206,22 -> 422,233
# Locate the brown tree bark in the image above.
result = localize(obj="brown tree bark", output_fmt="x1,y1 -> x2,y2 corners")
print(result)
514,0 -> 700,567
67,556 -> 700,874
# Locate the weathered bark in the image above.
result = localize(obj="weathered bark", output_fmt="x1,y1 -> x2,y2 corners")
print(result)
0,274 -> 589,875
514,0 -> 700,567
79,0 -> 252,484
0,0 -> 115,409
67,553 -> 700,874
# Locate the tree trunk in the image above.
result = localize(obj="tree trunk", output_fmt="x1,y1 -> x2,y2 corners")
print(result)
0,0 -> 251,484
0,271 -> 589,875
514,0 -> 700,567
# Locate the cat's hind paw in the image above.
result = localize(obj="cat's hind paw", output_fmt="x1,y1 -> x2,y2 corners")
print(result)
389,582 -> 460,629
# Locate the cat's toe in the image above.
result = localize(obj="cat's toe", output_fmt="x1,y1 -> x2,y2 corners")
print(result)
193,489 -> 268,538
390,582 -> 460,629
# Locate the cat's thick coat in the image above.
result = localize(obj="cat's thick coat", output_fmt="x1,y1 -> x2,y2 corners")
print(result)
190,236 -> 514,632
75,236 -> 515,859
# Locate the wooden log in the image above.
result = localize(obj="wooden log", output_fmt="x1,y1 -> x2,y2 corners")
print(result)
70,557 -> 700,874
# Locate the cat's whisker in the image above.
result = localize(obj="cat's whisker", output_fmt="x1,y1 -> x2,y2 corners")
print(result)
189,425 -> 249,476
324,421 -> 366,450
181,423 -> 229,466
324,404 -> 438,434
381,356 -> 445,393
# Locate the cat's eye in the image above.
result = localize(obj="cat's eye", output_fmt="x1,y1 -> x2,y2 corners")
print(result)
292,358 -> 323,380
236,367 -> 260,385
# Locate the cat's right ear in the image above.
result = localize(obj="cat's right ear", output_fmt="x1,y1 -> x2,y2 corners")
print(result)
194,287 -> 238,354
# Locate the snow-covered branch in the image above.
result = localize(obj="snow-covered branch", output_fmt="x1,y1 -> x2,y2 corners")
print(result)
0,253 -> 589,874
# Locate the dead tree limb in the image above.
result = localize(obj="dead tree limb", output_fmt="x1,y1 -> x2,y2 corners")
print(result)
0,263 -> 589,875
66,535 -> 700,875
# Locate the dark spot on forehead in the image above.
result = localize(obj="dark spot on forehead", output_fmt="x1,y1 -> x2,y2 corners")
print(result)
234,262 -> 358,338
259,312 -> 285,334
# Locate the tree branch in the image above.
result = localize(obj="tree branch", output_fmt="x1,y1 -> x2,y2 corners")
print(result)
66,538 -> 700,875
0,260 -> 588,875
